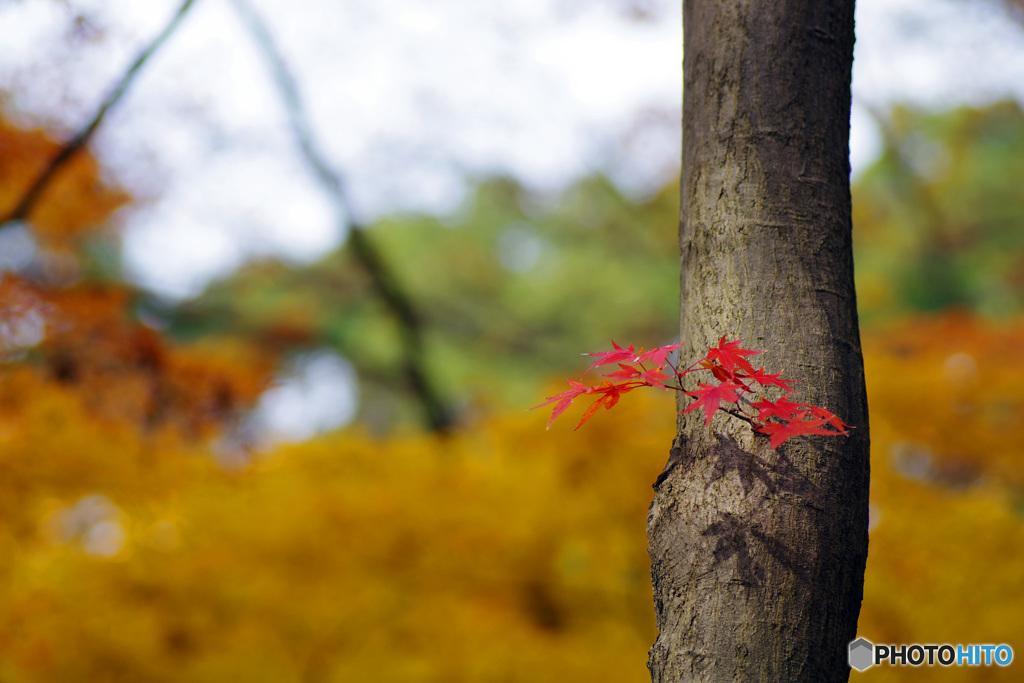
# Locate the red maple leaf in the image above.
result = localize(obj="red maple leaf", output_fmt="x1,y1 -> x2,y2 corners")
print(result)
754,412 -> 841,449
639,367 -> 673,389
748,393 -> 808,423
682,381 -> 744,426
747,367 -> 797,391
807,405 -> 850,433
582,341 -> 636,375
539,337 -> 849,450
635,342 -> 683,369
532,379 -> 591,429
602,363 -> 641,380
575,381 -> 638,430
603,362 -> 671,388
702,359 -> 735,384
704,336 -> 763,378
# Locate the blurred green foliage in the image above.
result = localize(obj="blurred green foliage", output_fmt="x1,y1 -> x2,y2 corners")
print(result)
853,100 -> 1024,318
166,100 -> 1024,429
165,176 -> 681,428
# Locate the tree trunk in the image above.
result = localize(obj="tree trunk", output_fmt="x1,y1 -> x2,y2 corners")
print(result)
647,1 -> 869,681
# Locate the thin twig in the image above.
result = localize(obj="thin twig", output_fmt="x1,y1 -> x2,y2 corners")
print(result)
720,406 -> 757,428
666,383 -> 758,428
1,0 -> 200,228
230,0 -> 453,432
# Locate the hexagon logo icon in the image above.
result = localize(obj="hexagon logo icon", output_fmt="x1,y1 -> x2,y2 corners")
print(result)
849,637 -> 874,672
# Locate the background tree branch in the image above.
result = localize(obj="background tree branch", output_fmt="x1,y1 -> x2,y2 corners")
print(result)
230,0 -> 454,433
0,0 -> 200,229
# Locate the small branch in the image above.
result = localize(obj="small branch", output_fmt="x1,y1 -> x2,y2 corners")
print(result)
1,0 -> 200,228
669,384 -> 758,428
720,406 -> 757,428
230,0 -> 454,433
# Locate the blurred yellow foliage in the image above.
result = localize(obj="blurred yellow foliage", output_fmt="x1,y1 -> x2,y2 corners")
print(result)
0,313 -> 1022,681
0,369 -> 669,682
857,312 -> 1024,681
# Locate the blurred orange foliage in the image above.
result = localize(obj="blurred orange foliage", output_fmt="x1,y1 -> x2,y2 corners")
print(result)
0,119 -> 129,250
0,116 -> 276,441
0,312 -> 1021,680
0,274 -> 275,440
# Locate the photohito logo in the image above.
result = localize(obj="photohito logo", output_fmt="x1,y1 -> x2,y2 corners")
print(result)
849,637 -> 1014,671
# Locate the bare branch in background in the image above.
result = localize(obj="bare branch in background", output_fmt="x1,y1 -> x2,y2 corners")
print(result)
0,0 -> 200,229
230,0 -> 454,433
1004,0 -> 1024,24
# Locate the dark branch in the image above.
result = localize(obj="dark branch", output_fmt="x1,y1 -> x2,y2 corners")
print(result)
230,0 -> 454,433
1,0 -> 199,228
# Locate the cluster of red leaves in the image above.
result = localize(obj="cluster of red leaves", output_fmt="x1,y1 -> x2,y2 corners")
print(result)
534,337 -> 849,449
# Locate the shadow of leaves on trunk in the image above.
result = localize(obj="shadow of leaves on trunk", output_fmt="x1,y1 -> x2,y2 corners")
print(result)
698,436 -> 820,584
706,435 -> 819,502
699,511 -> 811,586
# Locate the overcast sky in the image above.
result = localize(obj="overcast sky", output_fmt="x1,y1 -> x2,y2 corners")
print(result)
1,0 -> 1022,299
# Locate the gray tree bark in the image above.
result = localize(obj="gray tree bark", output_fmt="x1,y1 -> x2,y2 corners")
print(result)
647,1 -> 869,681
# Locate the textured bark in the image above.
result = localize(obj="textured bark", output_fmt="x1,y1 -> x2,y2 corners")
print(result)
647,1 -> 868,681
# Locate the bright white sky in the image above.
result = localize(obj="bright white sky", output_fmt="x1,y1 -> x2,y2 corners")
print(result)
1,0 -> 1022,438
1,0 -> 1022,298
